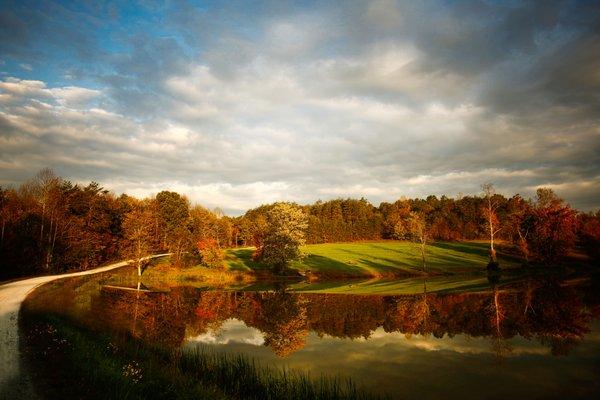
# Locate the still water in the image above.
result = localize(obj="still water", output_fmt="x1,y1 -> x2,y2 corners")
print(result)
20,270 -> 600,399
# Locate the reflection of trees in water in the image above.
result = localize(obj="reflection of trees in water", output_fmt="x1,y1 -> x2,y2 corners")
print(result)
307,293 -> 385,340
254,291 -> 308,357
386,281 -> 431,338
90,286 -> 198,348
488,286 -> 512,362
32,279 -> 598,358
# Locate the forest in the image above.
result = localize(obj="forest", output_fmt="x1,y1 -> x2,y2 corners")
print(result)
1,168 -> 599,280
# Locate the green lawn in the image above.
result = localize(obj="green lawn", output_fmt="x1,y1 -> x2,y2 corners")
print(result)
225,241 -> 522,278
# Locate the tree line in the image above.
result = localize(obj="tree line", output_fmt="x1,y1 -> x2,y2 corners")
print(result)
240,186 -> 599,268
0,169 -> 232,279
1,169 -> 598,279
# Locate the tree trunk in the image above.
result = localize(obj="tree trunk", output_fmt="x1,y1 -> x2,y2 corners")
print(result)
40,202 -> 45,241
420,241 -> 426,272
488,198 -> 497,263
517,229 -> 529,263
136,238 -> 142,276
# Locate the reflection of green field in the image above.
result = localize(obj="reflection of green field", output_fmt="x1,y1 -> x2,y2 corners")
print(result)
225,241 -> 522,277
287,272 -> 529,295
235,271 -> 530,295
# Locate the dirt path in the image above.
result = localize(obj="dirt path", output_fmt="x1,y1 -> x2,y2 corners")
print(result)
0,254 -> 169,398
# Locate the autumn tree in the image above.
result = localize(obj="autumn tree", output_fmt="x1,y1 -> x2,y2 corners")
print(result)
577,211 -> 600,260
122,202 -> 155,276
65,182 -> 121,270
258,202 -> 308,274
197,238 -> 224,269
22,168 -> 64,270
506,195 -> 532,262
156,191 -> 192,266
189,205 -> 217,241
527,188 -> 577,264
234,216 -> 253,246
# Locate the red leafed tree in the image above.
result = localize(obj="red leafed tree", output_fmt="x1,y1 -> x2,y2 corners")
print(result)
527,188 -> 578,264
197,238 -> 224,269
577,211 -> 600,260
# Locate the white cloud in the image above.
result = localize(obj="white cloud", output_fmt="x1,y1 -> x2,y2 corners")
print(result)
1,1 -> 598,212
50,86 -> 102,108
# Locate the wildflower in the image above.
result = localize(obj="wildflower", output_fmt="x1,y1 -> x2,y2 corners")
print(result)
122,361 -> 143,383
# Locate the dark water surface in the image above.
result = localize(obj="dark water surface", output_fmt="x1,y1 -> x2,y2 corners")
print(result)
20,270 -> 600,399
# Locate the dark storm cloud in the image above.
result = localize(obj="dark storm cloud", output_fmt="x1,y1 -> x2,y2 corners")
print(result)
0,0 -> 598,213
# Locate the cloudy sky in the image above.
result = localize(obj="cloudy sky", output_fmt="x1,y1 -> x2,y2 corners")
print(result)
0,0 -> 598,214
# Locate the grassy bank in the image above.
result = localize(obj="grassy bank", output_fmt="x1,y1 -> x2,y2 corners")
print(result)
142,261 -> 254,285
225,241 -> 522,279
20,311 -> 384,400
107,241 -> 522,286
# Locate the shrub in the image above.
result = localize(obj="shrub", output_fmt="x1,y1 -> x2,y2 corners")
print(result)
196,238 -> 224,269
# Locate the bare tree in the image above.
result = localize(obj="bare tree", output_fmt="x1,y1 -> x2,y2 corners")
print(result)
482,183 -> 502,266
406,211 -> 429,272
123,205 -> 154,276
29,168 -> 64,270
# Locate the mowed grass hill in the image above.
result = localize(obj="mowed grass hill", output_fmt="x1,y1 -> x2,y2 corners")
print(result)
112,241 -> 526,295
225,241 -> 522,278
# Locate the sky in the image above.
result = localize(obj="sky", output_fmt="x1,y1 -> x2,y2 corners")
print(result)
0,0 -> 598,215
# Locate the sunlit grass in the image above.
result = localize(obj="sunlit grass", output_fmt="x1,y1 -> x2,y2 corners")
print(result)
225,241 -> 523,278
103,257 -> 255,290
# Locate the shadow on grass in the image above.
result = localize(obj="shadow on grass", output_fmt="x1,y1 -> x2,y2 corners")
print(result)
298,254 -> 366,275
338,249 -> 416,270
342,243 -> 487,273
368,244 -> 409,255
226,248 -> 269,271
356,258 -> 421,275
430,242 -> 489,256
430,242 -> 523,267
226,249 -> 377,277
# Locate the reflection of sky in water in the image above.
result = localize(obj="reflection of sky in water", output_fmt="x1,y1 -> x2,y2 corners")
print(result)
185,319 -> 600,400
188,319 -> 265,346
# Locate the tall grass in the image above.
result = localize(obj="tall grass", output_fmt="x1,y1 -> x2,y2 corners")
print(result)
179,346 -> 382,400
20,311 -> 386,400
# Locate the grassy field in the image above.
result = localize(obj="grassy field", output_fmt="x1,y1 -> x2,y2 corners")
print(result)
105,241 -> 523,289
225,241 -> 522,278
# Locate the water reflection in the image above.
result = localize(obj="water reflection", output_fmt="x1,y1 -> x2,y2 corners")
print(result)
24,276 -> 599,357
22,274 -> 600,398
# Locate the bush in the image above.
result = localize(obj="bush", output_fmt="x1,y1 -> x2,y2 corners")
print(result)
196,238 -> 224,269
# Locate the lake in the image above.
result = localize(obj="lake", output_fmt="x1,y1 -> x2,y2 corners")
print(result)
20,269 -> 600,399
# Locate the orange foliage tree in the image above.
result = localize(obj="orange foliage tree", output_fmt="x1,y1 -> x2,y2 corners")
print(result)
197,238 -> 224,269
